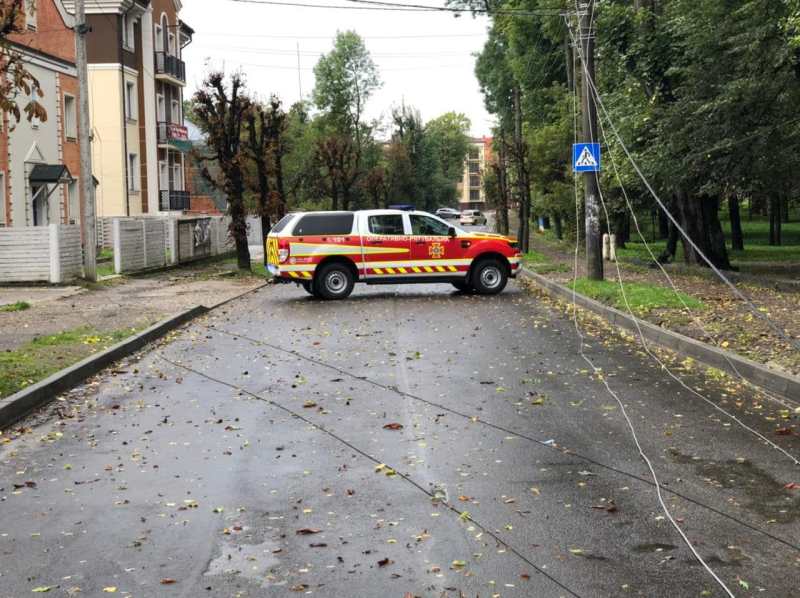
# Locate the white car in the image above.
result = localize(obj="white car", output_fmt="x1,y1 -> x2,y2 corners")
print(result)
436,207 -> 460,219
460,210 -> 487,226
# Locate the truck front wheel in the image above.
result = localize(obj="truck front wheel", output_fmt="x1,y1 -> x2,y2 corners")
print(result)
316,263 -> 355,300
472,259 -> 508,295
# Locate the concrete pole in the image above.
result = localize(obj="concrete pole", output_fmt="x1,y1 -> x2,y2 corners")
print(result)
75,0 -> 97,281
580,0 -> 603,281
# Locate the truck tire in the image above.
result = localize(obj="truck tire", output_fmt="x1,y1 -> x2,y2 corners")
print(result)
316,263 -> 355,300
471,259 -> 508,295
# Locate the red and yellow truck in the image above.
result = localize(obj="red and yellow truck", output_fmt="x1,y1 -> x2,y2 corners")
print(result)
266,210 -> 523,300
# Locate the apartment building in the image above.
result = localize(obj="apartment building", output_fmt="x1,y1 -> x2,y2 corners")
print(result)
457,136 -> 492,211
62,0 -> 193,217
1,0 -> 83,228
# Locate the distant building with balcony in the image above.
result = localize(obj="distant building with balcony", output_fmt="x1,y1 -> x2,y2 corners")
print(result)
62,0 -> 192,217
457,136 -> 492,211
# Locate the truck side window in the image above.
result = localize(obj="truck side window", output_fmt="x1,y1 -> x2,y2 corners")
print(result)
368,215 -> 405,235
292,213 -> 354,236
410,215 -> 450,236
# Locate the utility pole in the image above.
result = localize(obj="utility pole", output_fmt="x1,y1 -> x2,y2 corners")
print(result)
75,0 -> 97,282
579,0 -> 603,280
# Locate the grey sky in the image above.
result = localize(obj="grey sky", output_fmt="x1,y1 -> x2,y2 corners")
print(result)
181,0 -> 493,136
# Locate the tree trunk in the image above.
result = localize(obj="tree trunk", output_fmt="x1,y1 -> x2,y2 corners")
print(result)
658,209 -> 669,239
769,194 -> 781,246
675,189 -> 732,269
659,194 -> 680,262
728,195 -> 744,251
780,193 -> 789,224
613,212 -> 627,249
553,213 -> 563,240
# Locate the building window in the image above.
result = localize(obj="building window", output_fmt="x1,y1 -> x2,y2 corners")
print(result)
469,190 -> 480,201
68,179 -> 80,224
469,162 -> 480,173
30,83 -> 40,129
157,94 -> 166,121
125,81 -> 138,121
128,153 -> 140,192
168,32 -> 176,56
159,161 -> 168,189
122,14 -> 135,51
469,176 -> 480,187
25,0 -> 37,31
173,160 -> 182,190
63,94 -> 77,139
0,172 -> 6,227
155,24 -> 164,52
468,148 -> 479,160
171,100 -> 180,123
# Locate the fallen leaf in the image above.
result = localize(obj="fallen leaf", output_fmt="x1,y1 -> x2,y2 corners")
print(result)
458,496 -> 470,501
32,587 -> 58,593
783,483 -> 799,491
774,428 -> 794,435
102,589 -> 116,594
309,543 -> 328,548
290,584 -> 309,591
160,579 -> 176,585
377,557 -> 390,566
296,529 -> 322,535
607,500 -> 617,513
452,560 -> 467,568
383,423 -> 403,430
375,463 -> 386,472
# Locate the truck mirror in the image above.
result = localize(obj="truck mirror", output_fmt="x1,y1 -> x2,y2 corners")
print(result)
448,227 -> 457,237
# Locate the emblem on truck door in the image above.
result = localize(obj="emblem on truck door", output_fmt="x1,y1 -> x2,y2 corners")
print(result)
428,243 -> 445,259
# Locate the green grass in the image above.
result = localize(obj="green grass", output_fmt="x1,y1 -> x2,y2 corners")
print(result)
522,250 -> 548,264
98,249 -> 114,261
0,301 -> 31,313
0,325 -> 147,398
530,263 -> 572,274
566,277 -> 708,311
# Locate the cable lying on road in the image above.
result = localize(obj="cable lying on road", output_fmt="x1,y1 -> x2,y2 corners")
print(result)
200,323 -> 800,554
152,351 -> 585,598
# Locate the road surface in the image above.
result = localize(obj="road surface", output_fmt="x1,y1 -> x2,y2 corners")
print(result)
1,218 -> 798,598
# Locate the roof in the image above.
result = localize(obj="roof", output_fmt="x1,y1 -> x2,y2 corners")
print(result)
29,164 -> 73,184
185,120 -> 205,143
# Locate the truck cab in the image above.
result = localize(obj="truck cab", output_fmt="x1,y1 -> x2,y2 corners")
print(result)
267,210 -> 523,300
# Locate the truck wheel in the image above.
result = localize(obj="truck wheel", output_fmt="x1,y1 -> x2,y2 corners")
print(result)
316,263 -> 354,300
472,259 -> 508,295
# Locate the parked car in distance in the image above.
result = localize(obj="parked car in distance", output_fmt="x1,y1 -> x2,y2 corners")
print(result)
436,207 -> 460,219
460,210 -> 487,226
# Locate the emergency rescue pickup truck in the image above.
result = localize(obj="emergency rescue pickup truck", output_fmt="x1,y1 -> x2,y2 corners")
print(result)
266,210 -> 524,300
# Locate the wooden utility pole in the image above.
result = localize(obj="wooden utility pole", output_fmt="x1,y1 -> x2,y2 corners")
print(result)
579,0 -> 603,280
75,0 -> 97,282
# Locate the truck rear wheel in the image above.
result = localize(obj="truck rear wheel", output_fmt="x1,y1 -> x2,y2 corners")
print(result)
472,259 -> 508,295
316,263 -> 355,300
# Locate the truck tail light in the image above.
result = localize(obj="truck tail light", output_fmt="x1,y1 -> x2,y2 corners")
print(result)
278,238 -> 290,263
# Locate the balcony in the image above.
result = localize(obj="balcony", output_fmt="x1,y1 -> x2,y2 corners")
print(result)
160,189 -> 190,211
157,121 -> 189,147
155,52 -> 186,86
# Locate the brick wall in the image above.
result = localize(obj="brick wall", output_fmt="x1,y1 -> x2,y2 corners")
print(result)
9,0 -> 76,64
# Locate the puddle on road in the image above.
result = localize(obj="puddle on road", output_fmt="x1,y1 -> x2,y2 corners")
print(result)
204,539 -> 283,587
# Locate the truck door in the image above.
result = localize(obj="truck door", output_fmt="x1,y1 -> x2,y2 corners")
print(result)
408,214 -> 465,278
361,213 -> 411,279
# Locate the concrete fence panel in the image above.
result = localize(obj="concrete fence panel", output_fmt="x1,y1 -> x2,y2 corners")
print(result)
114,218 -> 168,274
0,225 -> 82,283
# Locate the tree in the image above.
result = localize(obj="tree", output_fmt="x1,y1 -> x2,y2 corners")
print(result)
246,96 -> 290,263
311,137 -> 360,211
313,31 -> 381,168
1,0 -> 46,125
360,167 -> 389,208
192,71 -> 252,269
425,112 -> 472,182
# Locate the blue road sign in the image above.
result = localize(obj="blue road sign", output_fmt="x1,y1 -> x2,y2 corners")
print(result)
573,143 -> 601,172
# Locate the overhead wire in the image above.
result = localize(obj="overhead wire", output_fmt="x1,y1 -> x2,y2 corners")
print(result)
229,0 -> 567,17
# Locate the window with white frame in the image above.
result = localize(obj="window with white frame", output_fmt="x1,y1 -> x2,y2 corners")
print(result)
173,161 -> 182,190
0,172 -> 6,226
122,14 -> 135,51
171,99 -> 180,124
25,0 -> 37,31
63,94 -> 77,139
159,161 -> 168,190
125,81 -> 138,121
155,24 -> 164,52
68,179 -> 80,224
128,154 -> 140,192
168,32 -> 176,56
157,94 -> 166,121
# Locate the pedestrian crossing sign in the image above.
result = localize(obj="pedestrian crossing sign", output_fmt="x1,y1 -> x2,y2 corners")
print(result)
573,143 -> 601,172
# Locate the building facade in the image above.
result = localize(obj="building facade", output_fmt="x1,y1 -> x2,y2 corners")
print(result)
457,136 -> 492,212
1,0 -> 82,229
62,0 -> 192,218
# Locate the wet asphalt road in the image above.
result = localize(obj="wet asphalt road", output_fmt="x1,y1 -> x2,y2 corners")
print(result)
1,224 -> 799,597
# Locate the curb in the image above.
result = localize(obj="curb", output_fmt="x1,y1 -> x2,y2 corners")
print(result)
519,268 -> 800,403
0,282 -> 269,431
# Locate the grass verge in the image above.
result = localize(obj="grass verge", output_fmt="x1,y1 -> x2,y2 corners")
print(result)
522,250 -> 548,265
566,277 -> 707,311
530,263 -> 572,274
0,301 -> 31,313
0,325 -> 149,399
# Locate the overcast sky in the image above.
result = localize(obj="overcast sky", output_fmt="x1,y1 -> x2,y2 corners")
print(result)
180,0 -> 494,137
